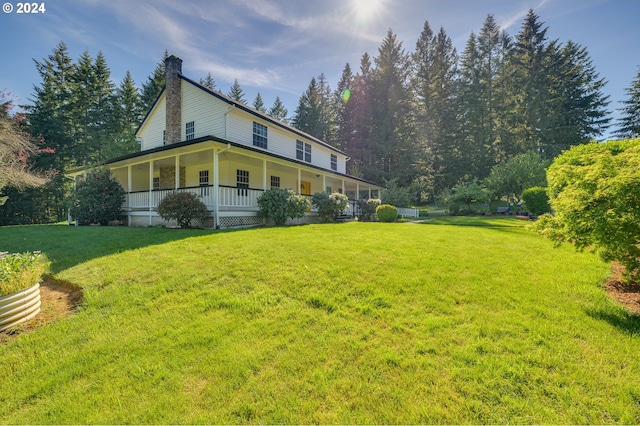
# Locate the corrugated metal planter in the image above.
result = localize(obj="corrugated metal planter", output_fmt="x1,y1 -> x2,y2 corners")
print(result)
0,283 -> 41,332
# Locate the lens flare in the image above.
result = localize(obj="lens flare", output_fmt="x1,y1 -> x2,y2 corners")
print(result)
342,88 -> 351,104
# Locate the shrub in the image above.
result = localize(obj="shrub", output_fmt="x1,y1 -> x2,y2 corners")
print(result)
532,139 -> 640,281
0,251 -> 50,297
69,168 -> 125,225
376,204 -> 398,222
312,192 -> 348,222
357,198 -> 381,221
446,179 -> 488,211
157,192 -> 209,228
257,188 -> 310,226
521,187 -> 550,217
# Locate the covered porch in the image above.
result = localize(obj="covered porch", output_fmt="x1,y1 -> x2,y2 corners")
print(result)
100,139 -> 382,228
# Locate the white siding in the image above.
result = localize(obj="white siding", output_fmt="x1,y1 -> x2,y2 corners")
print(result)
181,81 -> 227,140
138,96 -> 166,151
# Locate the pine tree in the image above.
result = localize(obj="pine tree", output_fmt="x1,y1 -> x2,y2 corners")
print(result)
253,92 -> 267,113
267,96 -> 289,123
199,72 -> 216,90
333,63 -> 354,151
346,53 -> 374,177
615,66 -> 640,138
292,76 -> 322,136
140,51 -> 168,113
111,70 -> 144,157
227,79 -> 247,104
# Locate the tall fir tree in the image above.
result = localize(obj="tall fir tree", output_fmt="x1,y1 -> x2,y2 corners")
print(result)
253,92 -> 267,113
333,63 -> 355,152
615,66 -> 640,138
345,53 -> 374,177
140,51 -> 168,113
111,70 -> 144,158
199,72 -> 216,90
227,79 -> 247,104
268,96 -> 289,123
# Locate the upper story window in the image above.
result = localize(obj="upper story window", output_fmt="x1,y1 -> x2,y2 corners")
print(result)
297,140 -> 311,163
253,122 -> 268,149
331,154 -> 337,171
186,121 -> 195,141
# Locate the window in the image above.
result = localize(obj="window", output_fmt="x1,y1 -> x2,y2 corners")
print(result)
305,143 -> 312,163
163,130 -> 166,145
271,176 -> 280,188
253,122 -> 268,149
296,140 -> 304,160
186,121 -> 195,141
199,170 -> 209,186
326,186 -> 332,194
237,169 -> 249,196
153,177 -> 160,190
297,140 -> 311,163
331,154 -> 337,171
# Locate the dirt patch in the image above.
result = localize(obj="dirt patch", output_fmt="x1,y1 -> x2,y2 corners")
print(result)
0,278 -> 83,341
604,263 -> 640,315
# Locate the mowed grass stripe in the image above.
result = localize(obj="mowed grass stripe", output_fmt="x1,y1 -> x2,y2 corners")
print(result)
1,220 -> 639,423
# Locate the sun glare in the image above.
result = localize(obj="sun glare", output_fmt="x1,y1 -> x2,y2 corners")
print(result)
352,0 -> 383,23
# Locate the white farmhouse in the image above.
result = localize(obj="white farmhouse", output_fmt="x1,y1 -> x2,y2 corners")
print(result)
69,55 -> 384,228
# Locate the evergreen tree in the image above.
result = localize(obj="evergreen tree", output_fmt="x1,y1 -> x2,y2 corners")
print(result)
140,51 -> 168,112
345,53 -> 374,177
253,92 -> 267,113
615,66 -> 640,138
333,63 -> 355,151
368,29 -> 418,185
292,76 -> 325,138
268,96 -> 289,123
227,79 -> 247,104
199,72 -> 216,90
111,70 -> 144,157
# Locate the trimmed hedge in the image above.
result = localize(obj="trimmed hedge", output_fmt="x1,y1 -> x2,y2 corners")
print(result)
376,204 -> 398,222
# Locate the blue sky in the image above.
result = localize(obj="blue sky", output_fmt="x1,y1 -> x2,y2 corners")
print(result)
1,0 -> 638,139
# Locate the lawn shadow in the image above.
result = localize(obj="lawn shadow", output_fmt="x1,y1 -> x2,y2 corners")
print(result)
0,223 -> 254,274
585,307 -> 640,335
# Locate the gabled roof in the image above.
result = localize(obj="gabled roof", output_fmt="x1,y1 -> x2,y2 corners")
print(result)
136,74 -> 348,156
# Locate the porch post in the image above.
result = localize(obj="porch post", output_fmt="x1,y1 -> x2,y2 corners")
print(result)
262,159 -> 267,191
368,186 -> 371,199
297,168 -> 302,194
213,147 -> 219,229
356,182 -> 360,201
174,155 -> 180,189
127,165 -> 132,226
149,160 -> 153,226
341,179 -> 345,194
322,175 -> 326,193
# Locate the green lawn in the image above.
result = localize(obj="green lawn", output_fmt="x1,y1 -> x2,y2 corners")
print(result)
1,219 -> 639,424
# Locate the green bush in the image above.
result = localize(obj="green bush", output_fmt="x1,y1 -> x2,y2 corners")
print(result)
69,168 -> 125,225
312,192 -> 349,222
357,198 -> 381,221
376,204 -> 398,222
157,192 -> 209,228
0,251 -> 50,297
521,187 -> 550,217
257,188 -> 310,226
532,138 -> 640,281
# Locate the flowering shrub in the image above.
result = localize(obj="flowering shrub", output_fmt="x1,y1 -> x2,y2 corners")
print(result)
157,192 -> 209,228
69,169 -> 125,225
376,204 -> 398,222
0,251 -> 50,297
357,198 -> 381,221
312,192 -> 348,222
257,188 -> 310,226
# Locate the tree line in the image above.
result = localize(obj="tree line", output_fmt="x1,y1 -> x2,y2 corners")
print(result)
1,10 -> 640,224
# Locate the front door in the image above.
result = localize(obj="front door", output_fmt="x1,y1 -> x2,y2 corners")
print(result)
299,180 -> 311,196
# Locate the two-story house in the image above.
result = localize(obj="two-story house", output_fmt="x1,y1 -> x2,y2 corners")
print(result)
69,55 -> 383,228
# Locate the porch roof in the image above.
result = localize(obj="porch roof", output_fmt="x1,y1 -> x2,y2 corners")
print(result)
67,135 -> 385,189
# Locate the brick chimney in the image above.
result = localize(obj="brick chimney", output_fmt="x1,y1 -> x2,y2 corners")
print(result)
165,55 -> 182,145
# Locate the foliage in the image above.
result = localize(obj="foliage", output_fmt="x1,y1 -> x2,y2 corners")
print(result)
380,178 -> 411,207
521,186 -> 550,216
446,179 -> 488,211
311,192 -> 348,223
615,65 -> 640,138
0,93 -> 52,203
357,198 -> 381,221
227,79 -> 247,104
376,204 -> 398,222
267,96 -> 289,124
484,151 -> 548,201
257,188 -> 310,226
0,251 -> 49,297
157,191 -> 209,228
532,139 -> 640,281
68,169 -> 125,226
